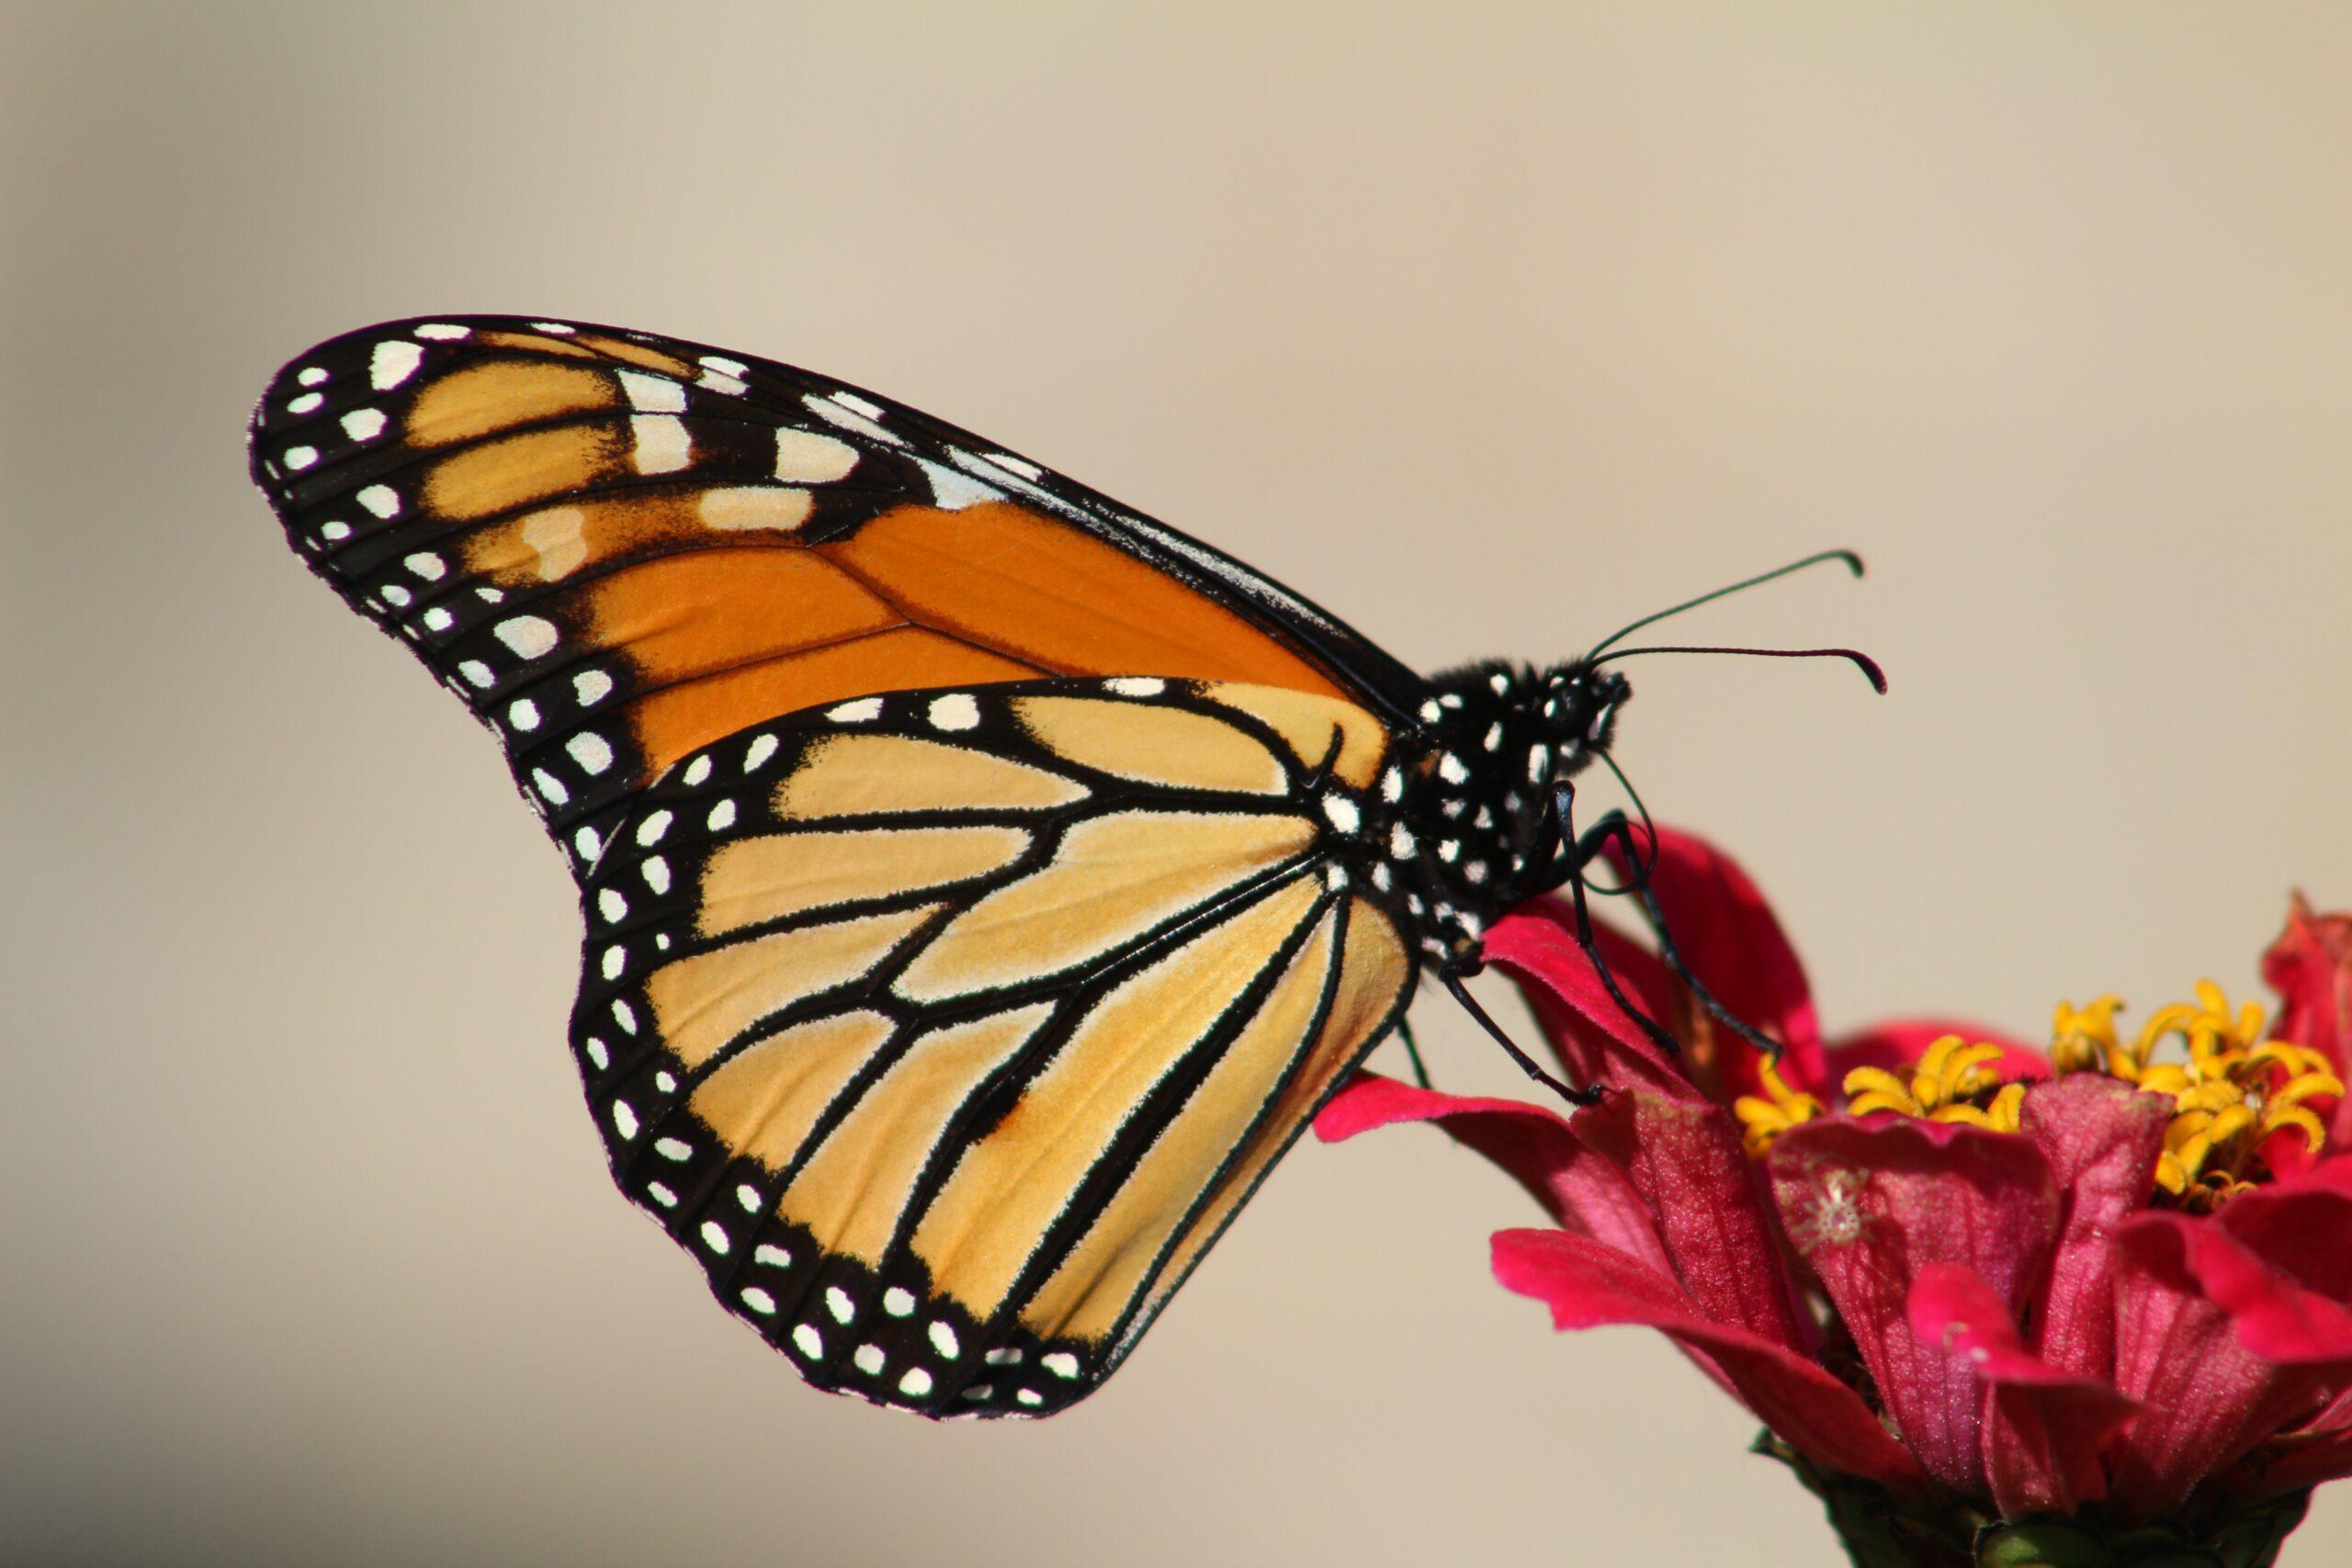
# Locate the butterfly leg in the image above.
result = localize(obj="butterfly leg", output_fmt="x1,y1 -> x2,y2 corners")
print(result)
1395,1016 -> 1434,1090
1438,967 -> 1601,1107
1553,782 -> 1786,1064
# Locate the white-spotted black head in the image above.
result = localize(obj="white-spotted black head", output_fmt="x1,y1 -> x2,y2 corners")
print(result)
1387,658 -> 1634,963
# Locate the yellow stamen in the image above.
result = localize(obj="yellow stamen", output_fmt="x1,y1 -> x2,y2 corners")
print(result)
1733,1055 -> 1825,1156
1838,1035 -> 2023,1134
2045,981 -> 2340,1209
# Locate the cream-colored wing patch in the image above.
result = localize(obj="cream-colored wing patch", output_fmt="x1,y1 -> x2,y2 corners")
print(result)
891,810 -> 1314,1005
776,733 -> 1089,819
647,903 -> 938,1067
909,875 -> 1325,1319
1013,696 -> 1287,795
696,825 -> 1031,936
1199,682 -> 1389,791
1132,897 -> 1409,1320
781,1003 -> 1057,1264
1020,901 -> 1340,1341
687,1010 -> 897,1172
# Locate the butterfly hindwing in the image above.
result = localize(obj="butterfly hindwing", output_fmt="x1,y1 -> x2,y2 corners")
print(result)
248,317 -> 1425,870
571,677 -> 1414,1415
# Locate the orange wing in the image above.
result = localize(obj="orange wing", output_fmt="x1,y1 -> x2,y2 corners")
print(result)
248,317 -> 1421,868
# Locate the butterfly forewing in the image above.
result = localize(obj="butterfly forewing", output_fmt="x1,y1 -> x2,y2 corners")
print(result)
571,678 -> 1412,1414
248,316 -> 1423,868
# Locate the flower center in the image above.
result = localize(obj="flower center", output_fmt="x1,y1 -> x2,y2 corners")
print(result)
2050,982 -> 2341,1211
1734,982 -> 2339,1209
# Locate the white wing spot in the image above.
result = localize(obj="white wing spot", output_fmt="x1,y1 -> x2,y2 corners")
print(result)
1438,753 -> 1469,785
287,391 -> 322,414
380,585 -> 412,607
1104,677 -> 1166,697
341,408 -> 387,441
1381,767 -> 1403,803
458,660 -> 493,688
507,698 -> 540,731
737,1185 -> 763,1213
825,1286 -> 855,1325
1015,1388 -> 1044,1406
357,485 -> 400,518
531,769 -> 569,806
828,697 -> 883,723
574,669 -> 613,706
641,856 -> 671,895
707,798 -> 737,830
617,369 -> 686,412
646,1181 -> 677,1209
899,1368 -> 933,1397
929,1322 -> 960,1359
296,366 -> 327,386
1320,795 -> 1361,834
1389,824 -> 1418,859
283,446 -> 318,470
754,1243 -> 792,1268
404,552 -> 445,581
743,734 -> 779,771
1042,1351 -> 1080,1379
630,413 -> 691,474
1484,722 -> 1503,752
804,391 -> 901,446
854,1345 -> 886,1376
984,1348 -> 1023,1366
528,321 -> 577,334
928,694 -> 980,731
741,1287 -> 777,1315
413,323 -> 470,340
699,1221 -> 730,1254
829,389 -> 884,418
568,732 -> 615,775
583,1036 -> 609,1069
883,1288 -> 916,1316
982,450 -> 1042,479
597,887 -> 628,922
610,1100 -> 639,1138
699,355 -> 747,376
600,945 -> 626,980
611,998 -> 638,1033
683,755 -> 713,786
369,340 -> 424,389
573,826 -> 600,859
918,457 -> 1000,510
636,809 -> 673,846
319,521 -> 351,542
496,616 -> 560,659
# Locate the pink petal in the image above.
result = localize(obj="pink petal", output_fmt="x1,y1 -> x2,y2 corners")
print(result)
1769,1117 -> 2062,1498
1313,1072 -> 1670,1269
1571,1089 -> 1812,1352
2262,895 -> 2352,1147
1826,1019 -> 2051,1086
2107,1209 -> 2352,1517
1908,1262 -> 2136,1517
2016,1076 -> 2171,1382
1600,825 -> 1831,1099
1481,906 -> 1693,1098
1493,1227 -> 1928,1495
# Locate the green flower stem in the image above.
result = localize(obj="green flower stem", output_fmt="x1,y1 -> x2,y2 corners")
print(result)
1752,1434 -> 2312,1568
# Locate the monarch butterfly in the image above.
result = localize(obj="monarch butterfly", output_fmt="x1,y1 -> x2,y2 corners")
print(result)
249,317 -> 1871,1418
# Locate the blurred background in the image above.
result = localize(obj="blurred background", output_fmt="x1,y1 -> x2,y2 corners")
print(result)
7,4 -> 2350,1562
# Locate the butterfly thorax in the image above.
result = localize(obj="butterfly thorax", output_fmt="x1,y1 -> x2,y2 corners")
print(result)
1377,660 -> 1631,968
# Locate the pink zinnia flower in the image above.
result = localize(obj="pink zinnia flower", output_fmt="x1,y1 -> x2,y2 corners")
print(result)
1317,827 -> 2352,1565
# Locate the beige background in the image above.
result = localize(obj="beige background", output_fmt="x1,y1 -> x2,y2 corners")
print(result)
7,4 -> 2351,1563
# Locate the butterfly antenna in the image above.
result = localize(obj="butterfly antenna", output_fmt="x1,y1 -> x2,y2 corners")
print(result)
1585,548 -> 1864,662
1395,1017 -> 1434,1090
1589,643 -> 1888,694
